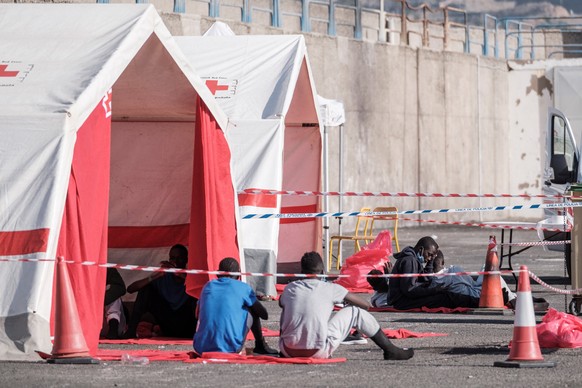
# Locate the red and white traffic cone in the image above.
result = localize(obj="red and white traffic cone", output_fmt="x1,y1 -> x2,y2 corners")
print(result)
474,236 -> 506,314
48,257 -> 99,364
494,265 -> 555,368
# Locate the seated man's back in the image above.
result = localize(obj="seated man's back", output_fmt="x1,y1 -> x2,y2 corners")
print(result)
279,279 -> 347,351
194,257 -> 277,356
194,277 -> 256,353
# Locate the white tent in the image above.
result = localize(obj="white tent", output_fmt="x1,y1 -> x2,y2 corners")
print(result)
176,34 -> 322,295
0,4 -> 240,360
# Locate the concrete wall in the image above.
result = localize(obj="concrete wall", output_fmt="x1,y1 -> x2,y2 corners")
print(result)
164,14 -> 524,234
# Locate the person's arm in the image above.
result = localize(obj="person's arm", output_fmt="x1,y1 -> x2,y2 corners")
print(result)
104,269 -> 126,305
344,292 -> 372,310
127,269 -> 165,294
397,257 -> 440,298
249,300 -> 268,320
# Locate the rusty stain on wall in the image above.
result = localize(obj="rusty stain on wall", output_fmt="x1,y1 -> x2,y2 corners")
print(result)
526,75 -> 554,97
517,180 -> 540,190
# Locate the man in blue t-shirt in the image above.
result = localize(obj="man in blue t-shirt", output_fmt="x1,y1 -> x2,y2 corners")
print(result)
193,257 -> 278,356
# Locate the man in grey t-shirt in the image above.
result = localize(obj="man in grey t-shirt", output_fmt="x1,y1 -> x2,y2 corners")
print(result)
278,252 -> 414,360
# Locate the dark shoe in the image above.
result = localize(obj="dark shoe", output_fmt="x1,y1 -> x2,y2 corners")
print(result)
383,348 -> 414,360
370,329 -> 414,360
533,297 -> 550,312
341,331 -> 368,345
106,319 -> 120,339
253,339 -> 279,356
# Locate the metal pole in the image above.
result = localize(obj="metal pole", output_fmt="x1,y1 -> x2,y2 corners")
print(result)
272,0 -> 280,28
338,123 -> 344,237
401,0 -> 407,45
354,0 -> 362,40
328,0 -> 336,36
302,0 -> 311,32
173,0 -> 185,13
323,125 -> 330,268
242,0 -> 251,23
379,0 -> 386,42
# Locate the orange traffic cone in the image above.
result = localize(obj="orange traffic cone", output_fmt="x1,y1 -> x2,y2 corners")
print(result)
478,236 -> 505,310
494,265 -> 555,368
48,257 -> 98,364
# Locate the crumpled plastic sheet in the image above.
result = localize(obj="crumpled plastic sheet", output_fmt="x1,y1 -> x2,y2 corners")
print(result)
537,308 -> 582,348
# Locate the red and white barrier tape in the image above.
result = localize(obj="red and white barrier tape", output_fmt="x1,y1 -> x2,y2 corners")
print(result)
239,188 -> 566,199
500,240 -> 570,247
398,216 -> 572,233
3,258 -> 582,294
528,271 -> 582,295
242,202 -> 582,220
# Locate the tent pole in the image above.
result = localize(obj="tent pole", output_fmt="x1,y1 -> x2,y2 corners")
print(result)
338,123 -> 344,236
323,125 -> 330,270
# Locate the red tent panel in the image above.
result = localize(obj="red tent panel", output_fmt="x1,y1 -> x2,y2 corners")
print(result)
55,96 -> 111,354
187,98 -> 239,298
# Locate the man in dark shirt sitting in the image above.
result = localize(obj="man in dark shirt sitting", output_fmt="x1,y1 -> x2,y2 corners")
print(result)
124,244 -> 197,338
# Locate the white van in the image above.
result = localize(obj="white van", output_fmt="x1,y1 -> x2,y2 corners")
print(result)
540,108 -> 580,278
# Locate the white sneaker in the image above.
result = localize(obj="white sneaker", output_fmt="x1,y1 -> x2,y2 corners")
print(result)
341,333 -> 368,345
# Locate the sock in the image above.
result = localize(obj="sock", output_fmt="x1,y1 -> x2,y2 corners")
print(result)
107,319 -> 120,339
253,338 -> 278,355
370,329 -> 414,360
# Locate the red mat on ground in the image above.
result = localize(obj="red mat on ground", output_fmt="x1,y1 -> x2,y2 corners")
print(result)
96,349 -> 345,364
99,328 -> 280,345
96,348 -> 191,362
185,352 -> 345,364
382,328 -> 447,338
99,326 -> 442,348
370,306 -> 473,314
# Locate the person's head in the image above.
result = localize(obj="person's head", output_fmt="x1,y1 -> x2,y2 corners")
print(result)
413,236 -> 439,263
169,244 -> 188,269
367,269 -> 389,292
433,250 -> 445,273
300,251 -> 324,275
218,257 -> 240,279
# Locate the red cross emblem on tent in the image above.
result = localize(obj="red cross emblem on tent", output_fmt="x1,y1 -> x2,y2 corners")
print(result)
101,88 -> 112,118
205,80 -> 230,95
0,64 -> 19,77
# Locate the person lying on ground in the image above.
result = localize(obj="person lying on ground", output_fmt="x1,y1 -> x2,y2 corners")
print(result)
430,250 -> 544,310
124,244 -> 198,338
193,257 -> 278,356
278,251 -> 413,360
388,236 -> 459,310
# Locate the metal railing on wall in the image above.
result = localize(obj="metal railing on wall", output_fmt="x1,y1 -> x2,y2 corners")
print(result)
97,0 -> 582,60
502,16 -> 582,60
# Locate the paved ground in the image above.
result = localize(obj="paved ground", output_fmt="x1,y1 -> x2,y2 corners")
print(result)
2,225 -> 581,387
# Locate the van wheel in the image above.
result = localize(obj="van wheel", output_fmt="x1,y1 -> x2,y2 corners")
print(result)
568,297 -> 582,316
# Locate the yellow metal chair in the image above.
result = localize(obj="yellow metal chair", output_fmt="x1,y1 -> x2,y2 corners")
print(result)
362,206 -> 400,253
327,207 -> 372,270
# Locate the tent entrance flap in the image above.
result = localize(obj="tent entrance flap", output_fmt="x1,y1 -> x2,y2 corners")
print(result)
56,95 -> 111,354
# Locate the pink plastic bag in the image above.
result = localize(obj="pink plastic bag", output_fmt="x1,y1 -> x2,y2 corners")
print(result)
537,308 -> 582,348
361,230 -> 393,255
335,231 -> 392,290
